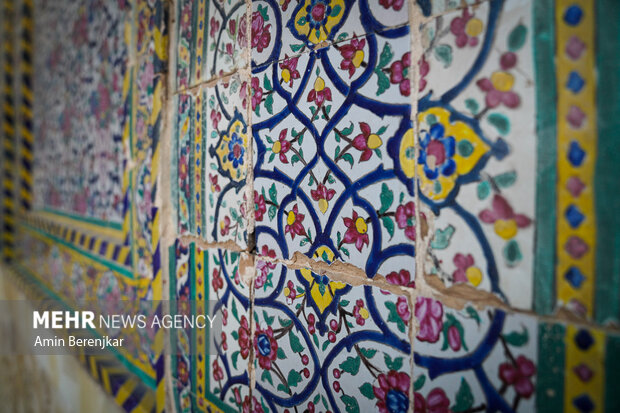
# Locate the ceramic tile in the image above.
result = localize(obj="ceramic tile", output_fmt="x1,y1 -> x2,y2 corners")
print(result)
416,0 -> 484,17
171,242 -> 252,412
419,1 -> 537,309
252,28 -> 417,278
251,0 -> 410,68
415,304 -> 539,412
175,76 -> 250,245
176,0 -> 248,90
252,256 -> 413,412
136,0 -> 167,73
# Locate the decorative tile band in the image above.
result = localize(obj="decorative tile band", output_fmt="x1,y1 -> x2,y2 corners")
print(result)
555,0 -> 597,318
18,0 -> 32,212
2,0 -> 15,261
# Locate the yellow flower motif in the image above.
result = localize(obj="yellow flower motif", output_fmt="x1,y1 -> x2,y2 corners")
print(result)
367,134 -> 382,150
490,71 -> 515,92
399,128 -> 416,178
494,218 -> 518,240
466,266 -> 483,286
355,217 -> 368,234
293,0 -> 346,45
299,246 -> 347,314
272,140 -> 282,154
287,210 -> 297,226
215,114 -> 247,182
314,76 -> 326,92
352,50 -> 365,68
282,68 -> 292,84
465,18 -> 484,37
411,107 -> 490,201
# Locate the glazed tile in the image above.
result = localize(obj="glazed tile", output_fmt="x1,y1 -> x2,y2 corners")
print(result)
171,242 -> 252,412
251,0 -> 410,68
252,28 -> 416,279
252,256 -> 412,412
419,0 -> 537,309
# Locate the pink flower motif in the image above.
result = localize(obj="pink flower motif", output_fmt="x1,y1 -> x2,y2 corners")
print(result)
352,122 -> 382,161
395,201 -> 416,241
389,52 -> 411,96
479,194 -> 532,240
255,246 -> 276,288
339,38 -> 366,77
254,190 -> 266,221
211,268 -> 223,291
285,204 -> 306,239
210,17 -> 220,38
448,325 -> 462,351
396,296 -> 410,325
251,11 -> 271,52
211,109 -> 222,128
450,8 -> 482,48
279,56 -> 300,87
343,211 -> 370,252
209,174 -> 221,193
415,297 -> 443,343
476,75 -> 520,109
307,76 -> 332,107
251,77 -> 263,111
310,183 -> 336,213
238,15 -> 247,47
498,355 -> 537,398
220,216 -> 231,236
213,359 -> 224,381
221,332 -> 228,351
453,253 -> 474,283
386,269 -> 415,288
271,128 -> 292,163
379,0 -> 404,11
426,388 -> 451,413
284,280 -> 296,304
419,55 -> 429,92
242,395 -> 264,413
373,371 -> 410,413
353,299 -> 367,326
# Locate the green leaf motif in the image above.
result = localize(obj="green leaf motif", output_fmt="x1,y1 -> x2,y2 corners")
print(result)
289,332 -> 304,353
431,225 -> 455,250
487,113 -> 510,135
360,348 -> 377,359
265,94 -> 274,114
268,205 -> 277,221
503,325 -> 529,347
451,378 -> 474,412
261,369 -> 273,386
290,43 -> 304,53
414,375 -> 426,391
385,301 -> 406,333
508,24 -> 528,51
375,69 -> 390,96
379,183 -> 394,214
382,216 -> 395,239
341,394 -> 360,413
434,44 -> 453,68
337,32 -> 349,42
494,171 -> 517,188
339,356 -> 361,375
263,310 -> 275,326
465,98 -> 479,115
465,306 -> 481,326
503,239 -> 522,267
359,383 -> 376,400
269,183 -> 278,203
322,340 -> 330,351
342,153 -> 354,167
287,369 -> 303,388
378,44 -> 393,69
231,330 -> 239,340
263,74 -> 272,91
477,180 -> 491,200
330,5 -> 341,16
232,351 -> 240,369
313,334 -> 320,348
341,122 -> 354,136
384,354 -> 403,371
258,5 -> 269,20
277,347 -> 286,359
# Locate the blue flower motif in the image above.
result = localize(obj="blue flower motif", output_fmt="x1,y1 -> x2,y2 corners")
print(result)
418,123 -> 456,180
227,132 -> 245,168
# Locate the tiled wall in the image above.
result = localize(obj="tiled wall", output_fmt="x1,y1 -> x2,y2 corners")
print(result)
1,0 -> 620,412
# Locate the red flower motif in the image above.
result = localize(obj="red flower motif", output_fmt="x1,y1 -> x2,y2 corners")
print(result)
213,359 -> 224,381
284,280 -> 297,304
251,12 -> 271,52
177,357 -> 189,384
343,211 -> 370,252
450,8 -> 483,48
238,315 -> 251,359
307,76 -> 332,107
386,269 -> 415,288
448,325 -> 462,351
310,183 -> 336,214
279,56 -> 300,87
479,194 -> 532,240
210,17 -> 220,38
353,299 -> 368,326
379,0 -> 404,11
396,296 -> 410,325
389,52 -> 411,96
220,216 -> 231,236
352,122 -> 382,161
209,174 -> 221,193
255,246 -> 276,288
271,129 -> 292,163
339,38 -> 366,77
395,201 -> 416,241
285,204 -> 306,239
425,388 -> 452,413
476,76 -> 520,109
415,297 -> 443,343
242,396 -> 264,413
419,55 -> 429,92
254,326 -> 278,370
238,15 -> 247,48
210,109 -> 222,129
221,332 -> 228,351
212,268 -> 223,291
499,355 -> 536,398
254,190 -> 266,221
251,77 -> 263,111
373,371 -> 410,413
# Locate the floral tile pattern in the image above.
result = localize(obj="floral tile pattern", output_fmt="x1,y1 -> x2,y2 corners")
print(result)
414,304 -> 539,412
175,76 -> 250,246
171,242 -> 252,412
252,253 -> 413,412
252,14 -> 417,278
420,1 -> 537,309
